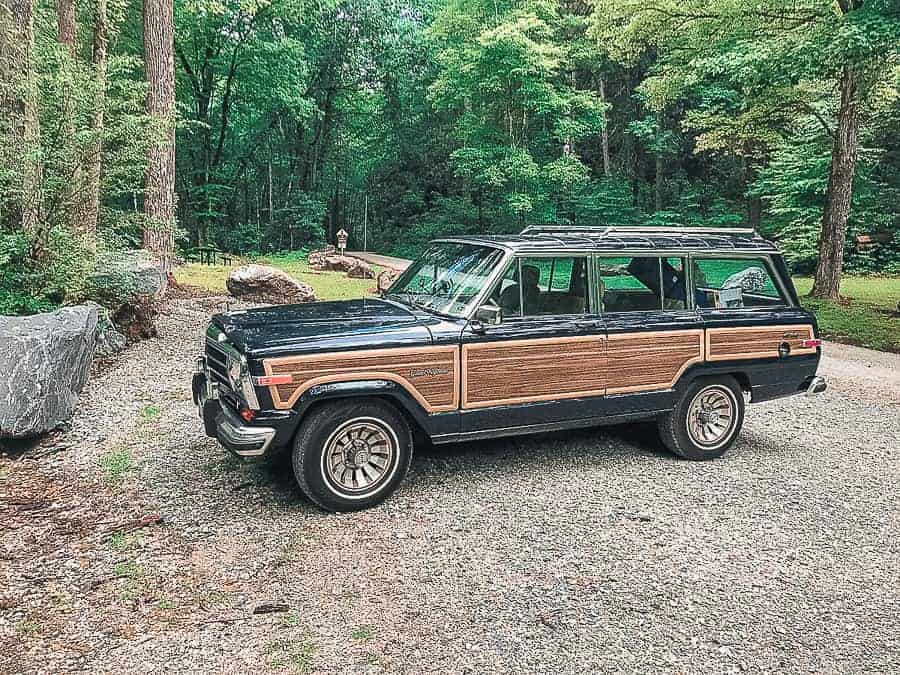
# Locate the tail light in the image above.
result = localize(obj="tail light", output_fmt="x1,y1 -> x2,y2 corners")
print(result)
801,338 -> 822,349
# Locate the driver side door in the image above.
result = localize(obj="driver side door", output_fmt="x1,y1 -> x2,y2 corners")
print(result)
459,255 -> 607,433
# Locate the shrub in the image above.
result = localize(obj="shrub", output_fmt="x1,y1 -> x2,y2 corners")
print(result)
0,234 -> 58,315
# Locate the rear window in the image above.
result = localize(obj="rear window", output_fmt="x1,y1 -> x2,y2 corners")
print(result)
692,258 -> 786,309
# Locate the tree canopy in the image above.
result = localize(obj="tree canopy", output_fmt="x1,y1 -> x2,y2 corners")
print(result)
1,0 -> 899,312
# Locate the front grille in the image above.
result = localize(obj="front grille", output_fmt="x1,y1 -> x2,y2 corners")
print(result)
204,324 -> 234,394
204,323 -> 259,410
205,340 -> 231,390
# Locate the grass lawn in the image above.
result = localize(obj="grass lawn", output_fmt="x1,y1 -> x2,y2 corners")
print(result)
173,253 -> 381,302
794,276 -> 899,353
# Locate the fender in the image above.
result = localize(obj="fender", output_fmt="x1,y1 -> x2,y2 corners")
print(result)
675,353 -> 820,402
291,378 -> 458,437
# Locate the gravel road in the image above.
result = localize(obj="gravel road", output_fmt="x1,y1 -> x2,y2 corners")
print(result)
2,295 -> 898,674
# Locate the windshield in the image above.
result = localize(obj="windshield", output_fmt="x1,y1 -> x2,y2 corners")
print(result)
386,242 -> 505,318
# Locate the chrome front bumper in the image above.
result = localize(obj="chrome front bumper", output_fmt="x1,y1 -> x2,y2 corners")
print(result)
805,375 -> 827,397
215,406 -> 276,457
194,359 -> 275,458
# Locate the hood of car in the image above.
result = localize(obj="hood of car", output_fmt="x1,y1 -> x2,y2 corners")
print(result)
212,298 -> 438,359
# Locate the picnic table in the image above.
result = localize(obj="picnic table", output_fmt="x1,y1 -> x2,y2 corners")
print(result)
191,247 -> 234,265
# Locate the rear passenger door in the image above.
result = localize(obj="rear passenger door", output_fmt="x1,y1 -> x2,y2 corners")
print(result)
598,255 -> 705,397
460,254 -> 607,432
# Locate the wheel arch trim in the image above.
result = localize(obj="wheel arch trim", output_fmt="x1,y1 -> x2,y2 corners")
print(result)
291,378 -> 434,431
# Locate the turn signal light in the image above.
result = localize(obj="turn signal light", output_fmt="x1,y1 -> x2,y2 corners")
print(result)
254,374 -> 293,386
801,338 -> 822,349
239,408 -> 256,423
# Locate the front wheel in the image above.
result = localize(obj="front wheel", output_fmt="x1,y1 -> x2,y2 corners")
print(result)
658,376 -> 745,460
292,399 -> 413,512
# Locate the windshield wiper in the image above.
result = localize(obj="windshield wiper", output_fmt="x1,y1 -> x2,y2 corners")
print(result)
386,292 -> 459,320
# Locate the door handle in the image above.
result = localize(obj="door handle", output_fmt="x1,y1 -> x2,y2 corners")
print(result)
575,319 -> 600,329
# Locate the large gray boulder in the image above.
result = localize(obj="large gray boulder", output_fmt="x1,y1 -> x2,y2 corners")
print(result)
84,250 -> 166,341
0,306 -> 99,438
226,265 -> 317,304
85,250 -> 166,313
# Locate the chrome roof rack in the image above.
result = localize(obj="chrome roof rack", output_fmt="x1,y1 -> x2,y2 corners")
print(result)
520,225 -> 759,237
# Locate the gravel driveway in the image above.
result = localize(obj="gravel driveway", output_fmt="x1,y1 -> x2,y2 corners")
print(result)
2,296 -> 898,674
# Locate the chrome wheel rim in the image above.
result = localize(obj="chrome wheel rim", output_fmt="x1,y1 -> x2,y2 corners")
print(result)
321,417 -> 397,497
686,385 -> 737,449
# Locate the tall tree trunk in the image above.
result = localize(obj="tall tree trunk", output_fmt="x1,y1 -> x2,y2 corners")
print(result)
654,111 -> 664,212
56,0 -> 81,234
748,193 -> 762,230
142,0 -> 176,262
82,0 -> 107,243
743,154 -> 762,229
267,158 -> 273,224
56,0 -> 75,50
810,65 -> 860,299
599,76 -> 610,177
0,0 -> 43,239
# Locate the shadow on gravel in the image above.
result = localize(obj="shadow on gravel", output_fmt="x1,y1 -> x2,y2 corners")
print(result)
415,420 -> 670,468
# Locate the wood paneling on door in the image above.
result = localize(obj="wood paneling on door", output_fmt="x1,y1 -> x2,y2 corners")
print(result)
706,324 -> 816,361
605,329 -> 704,394
462,336 -> 606,409
263,346 -> 459,413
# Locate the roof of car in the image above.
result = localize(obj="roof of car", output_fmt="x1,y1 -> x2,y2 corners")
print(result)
436,225 -> 780,254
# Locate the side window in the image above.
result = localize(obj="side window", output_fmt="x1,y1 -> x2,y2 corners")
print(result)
692,258 -> 785,309
597,257 -> 658,312
597,256 -> 690,312
495,257 -> 589,317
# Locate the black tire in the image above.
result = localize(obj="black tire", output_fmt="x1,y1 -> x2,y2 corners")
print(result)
292,399 -> 413,512
658,376 -> 745,460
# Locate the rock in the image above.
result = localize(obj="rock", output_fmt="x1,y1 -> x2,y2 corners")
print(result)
82,250 -> 167,343
313,255 -> 375,279
84,302 -> 127,358
226,265 -> 317,304
0,306 -> 98,438
307,245 -> 336,269
377,268 -> 401,294
346,259 -> 375,279
85,250 -> 166,314
325,255 -> 354,272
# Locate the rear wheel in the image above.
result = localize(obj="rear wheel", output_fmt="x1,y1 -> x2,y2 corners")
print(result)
658,376 -> 744,460
292,399 -> 413,512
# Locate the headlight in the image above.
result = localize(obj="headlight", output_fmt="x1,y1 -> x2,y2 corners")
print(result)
226,355 -> 260,411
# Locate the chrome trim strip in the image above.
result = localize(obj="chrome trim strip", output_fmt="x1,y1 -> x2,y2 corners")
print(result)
430,408 -> 671,444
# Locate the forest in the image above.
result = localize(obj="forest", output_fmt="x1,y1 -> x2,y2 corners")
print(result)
1,0 -> 899,314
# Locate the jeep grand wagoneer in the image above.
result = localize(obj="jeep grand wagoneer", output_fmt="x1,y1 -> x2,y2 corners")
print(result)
194,226 -> 826,512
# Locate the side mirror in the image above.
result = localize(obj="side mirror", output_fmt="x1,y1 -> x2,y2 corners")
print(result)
474,304 -> 502,327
